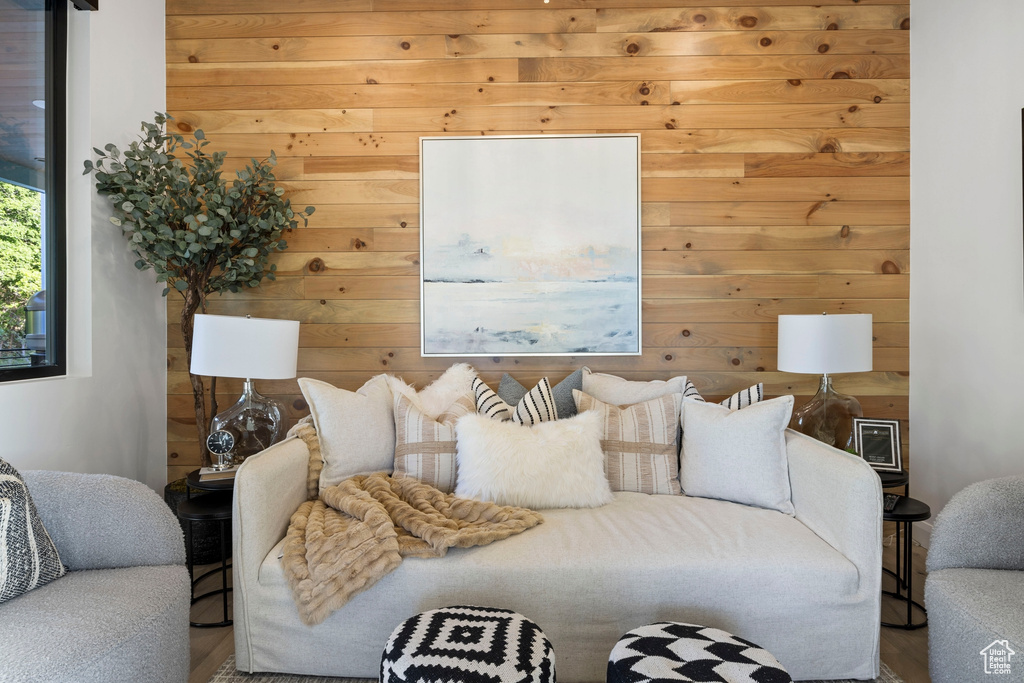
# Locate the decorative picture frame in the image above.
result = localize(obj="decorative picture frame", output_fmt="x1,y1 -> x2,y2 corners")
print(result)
419,134 -> 642,357
852,417 -> 903,473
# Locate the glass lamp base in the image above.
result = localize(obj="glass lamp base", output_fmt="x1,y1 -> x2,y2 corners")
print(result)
789,375 -> 863,451
211,378 -> 286,465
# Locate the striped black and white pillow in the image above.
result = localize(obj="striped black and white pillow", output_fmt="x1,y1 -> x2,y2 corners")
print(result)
472,377 -> 557,425
473,377 -> 513,421
683,380 -> 764,411
0,459 -> 66,604
683,379 -> 705,402
721,383 -> 764,410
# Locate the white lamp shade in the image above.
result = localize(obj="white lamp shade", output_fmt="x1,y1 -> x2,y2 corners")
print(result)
777,313 -> 873,374
190,314 -> 300,379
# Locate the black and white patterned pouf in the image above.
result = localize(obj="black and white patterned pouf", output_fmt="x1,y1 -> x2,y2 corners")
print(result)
381,605 -> 556,683
607,622 -> 792,683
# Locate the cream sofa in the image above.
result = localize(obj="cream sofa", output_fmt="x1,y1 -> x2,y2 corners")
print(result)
232,428 -> 882,682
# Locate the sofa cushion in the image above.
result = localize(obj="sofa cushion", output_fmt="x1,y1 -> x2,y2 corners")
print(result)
0,458 -> 66,604
581,368 -> 687,405
499,369 -> 583,418
393,393 -> 476,493
454,411 -> 612,509
299,375 -> 396,491
0,564 -> 190,683
573,390 -> 682,495
255,491 -> 861,681
680,396 -> 795,514
473,377 -> 557,425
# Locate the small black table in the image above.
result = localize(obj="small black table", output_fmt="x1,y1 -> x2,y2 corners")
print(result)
878,469 -> 909,494
180,469 -> 235,628
186,468 -> 235,493
881,494 -> 930,630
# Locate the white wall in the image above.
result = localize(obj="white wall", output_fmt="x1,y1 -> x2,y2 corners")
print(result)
0,0 -> 167,491
911,0 -> 1024,544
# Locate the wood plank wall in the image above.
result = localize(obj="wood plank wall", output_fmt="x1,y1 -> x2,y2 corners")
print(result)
165,0 -> 910,483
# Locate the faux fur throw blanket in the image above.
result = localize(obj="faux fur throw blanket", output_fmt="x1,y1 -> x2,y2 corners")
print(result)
282,473 -> 544,626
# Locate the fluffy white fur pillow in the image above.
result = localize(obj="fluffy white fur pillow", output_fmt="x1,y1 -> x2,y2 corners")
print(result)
387,363 -> 478,420
455,410 -> 613,509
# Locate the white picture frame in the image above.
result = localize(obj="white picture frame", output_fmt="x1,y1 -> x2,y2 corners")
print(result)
419,134 -> 642,357
853,417 -> 903,473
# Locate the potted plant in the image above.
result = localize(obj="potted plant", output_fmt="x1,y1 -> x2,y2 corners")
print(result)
84,113 -> 314,467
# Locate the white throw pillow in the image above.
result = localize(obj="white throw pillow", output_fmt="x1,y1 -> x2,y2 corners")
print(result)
581,367 -> 687,405
455,410 -> 613,509
299,375 -> 396,491
387,363 -> 479,420
679,395 -> 795,514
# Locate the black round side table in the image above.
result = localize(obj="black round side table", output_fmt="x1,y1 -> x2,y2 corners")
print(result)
178,477 -> 233,628
881,495 -> 930,630
186,468 -> 235,494
878,469 -> 909,494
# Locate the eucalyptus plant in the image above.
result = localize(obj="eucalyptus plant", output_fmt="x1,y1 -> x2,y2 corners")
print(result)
84,113 -> 314,466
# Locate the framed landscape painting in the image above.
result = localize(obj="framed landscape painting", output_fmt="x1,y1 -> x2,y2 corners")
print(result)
419,134 -> 641,357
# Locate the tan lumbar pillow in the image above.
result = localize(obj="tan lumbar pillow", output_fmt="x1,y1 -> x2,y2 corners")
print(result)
393,392 -> 476,494
574,390 -> 682,496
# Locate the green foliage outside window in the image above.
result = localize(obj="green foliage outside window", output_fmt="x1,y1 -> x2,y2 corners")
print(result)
0,181 -> 42,354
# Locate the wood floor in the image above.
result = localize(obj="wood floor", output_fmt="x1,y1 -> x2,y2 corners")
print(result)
187,542 -> 931,683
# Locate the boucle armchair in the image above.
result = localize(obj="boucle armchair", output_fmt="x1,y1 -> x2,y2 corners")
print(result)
926,475 -> 1024,682
0,471 -> 191,683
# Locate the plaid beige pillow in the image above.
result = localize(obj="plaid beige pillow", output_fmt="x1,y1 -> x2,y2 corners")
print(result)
573,390 -> 682,495
392,392 -> 475,493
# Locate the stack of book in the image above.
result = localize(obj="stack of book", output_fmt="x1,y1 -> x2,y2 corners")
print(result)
198,465 -> 239,481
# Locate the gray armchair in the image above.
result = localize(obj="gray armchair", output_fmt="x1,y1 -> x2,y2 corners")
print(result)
926,475 -> 1024,682
0,471 -> 191,683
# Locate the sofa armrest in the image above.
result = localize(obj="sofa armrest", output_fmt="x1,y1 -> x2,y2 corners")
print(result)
233,436 -> 309,670
233,436 -> 309,596
786,430 -> 883,593
927,475 -> 1024,572
22,471 -> 185,570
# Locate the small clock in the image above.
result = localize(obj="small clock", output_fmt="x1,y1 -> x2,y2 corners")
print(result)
206,429 -> 236,469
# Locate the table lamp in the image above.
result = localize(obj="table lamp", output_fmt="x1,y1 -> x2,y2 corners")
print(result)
777,313 -> 873,451
190,314 -> 300,468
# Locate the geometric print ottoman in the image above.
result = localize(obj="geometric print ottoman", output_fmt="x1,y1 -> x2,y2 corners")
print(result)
607,622 -> 792,683
381,605 -> 556,683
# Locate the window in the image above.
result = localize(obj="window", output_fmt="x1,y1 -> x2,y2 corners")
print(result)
0,0 -> 74,381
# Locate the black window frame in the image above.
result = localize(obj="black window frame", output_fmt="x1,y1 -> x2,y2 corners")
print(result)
0,0 -> 70,382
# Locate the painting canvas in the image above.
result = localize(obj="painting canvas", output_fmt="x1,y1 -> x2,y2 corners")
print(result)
420,134 -> 641,356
